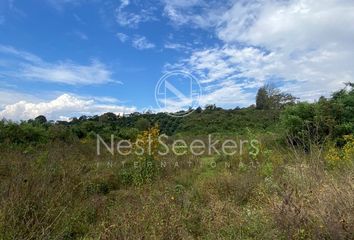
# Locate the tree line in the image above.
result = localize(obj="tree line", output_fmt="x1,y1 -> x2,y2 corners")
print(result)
0,84 -> 353,147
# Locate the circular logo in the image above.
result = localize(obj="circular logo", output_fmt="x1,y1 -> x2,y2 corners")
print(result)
155,71 -> 202,117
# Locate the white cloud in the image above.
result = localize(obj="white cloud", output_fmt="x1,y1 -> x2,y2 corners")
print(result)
116,11 -> 143,28
166,46 -> 272,85
218,0 -> 354,51
164,42 -> 191,51
168,44 -> 351,103
163,0 -> 203,26
115,0 -> 156,28
116,33 -> 155,50
165,0 -> 354,102
162,0 -> 224,28
199,80 -> 254,107
215,0 -> 354,99
21,60 -> 113,85
164,47 -> 266,107
157,97 -> 194,113
116,32 -> 129,43
0,89 -> 42,109
0,93 -> 136,121
0,45 -> 42,63
132,35 -> 155,50
120,0 -> 130,9
0,45 -> 116,85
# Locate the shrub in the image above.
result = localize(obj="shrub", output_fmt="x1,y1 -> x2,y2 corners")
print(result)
131,126 -> 160,185
326,135 -> 354,169
281,84 -> 354,148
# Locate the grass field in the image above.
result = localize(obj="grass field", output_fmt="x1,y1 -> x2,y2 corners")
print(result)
0,133 -> 353,239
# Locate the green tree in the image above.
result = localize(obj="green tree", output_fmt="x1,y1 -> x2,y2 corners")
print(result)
281,83 -> 354,146
99,112 -> 117,123
135,118 -> 150,131
256,87 -> 269,110
34,115 -> 47,124
256,84 -> 297,110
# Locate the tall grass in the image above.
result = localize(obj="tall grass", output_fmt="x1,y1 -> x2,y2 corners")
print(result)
0,135 -> 353,239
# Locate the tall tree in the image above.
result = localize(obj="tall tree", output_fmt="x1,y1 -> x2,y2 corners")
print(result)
256,84 -> 297,110
256,87 -> 269,110
135,118 -> 150,131
34,115 -> 47,124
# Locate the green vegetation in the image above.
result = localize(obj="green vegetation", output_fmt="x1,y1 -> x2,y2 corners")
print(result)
256,84 -> 297,110
281,82 -> 354,146
0,85 -> 353,239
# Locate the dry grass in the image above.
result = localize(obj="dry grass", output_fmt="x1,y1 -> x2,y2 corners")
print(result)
0,139 -> 353,239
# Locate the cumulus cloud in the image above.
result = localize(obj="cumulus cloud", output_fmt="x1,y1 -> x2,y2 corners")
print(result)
0,45 -> 115,85
167,45 -> 351,104
217,0 -> 354,99
164,47 -> 263,108
199,80 -> 254,107
178,47 -> 272,84
217,0 -> 354,51
164,0 -> 354,102
0,93 -> 136,121
0,88 -> 42,109
132,35 -> 155,50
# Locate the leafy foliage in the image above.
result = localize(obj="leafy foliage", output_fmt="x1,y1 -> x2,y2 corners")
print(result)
256,84 -> 297,110
281,83 -> 354,146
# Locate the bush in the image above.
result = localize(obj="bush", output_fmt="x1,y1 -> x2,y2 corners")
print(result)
281,84 -> 354,148
325,135 -> 354,169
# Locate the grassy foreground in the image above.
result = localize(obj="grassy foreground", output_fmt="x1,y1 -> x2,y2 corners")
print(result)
0,134 -> 353,240
1,85 -> 354,239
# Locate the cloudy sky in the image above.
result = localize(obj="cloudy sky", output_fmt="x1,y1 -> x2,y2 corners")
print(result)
0,0 -> 353,120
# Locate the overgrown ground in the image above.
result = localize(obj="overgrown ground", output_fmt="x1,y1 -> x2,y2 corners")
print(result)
1,85 -> 354,239
0,135 -> 353,240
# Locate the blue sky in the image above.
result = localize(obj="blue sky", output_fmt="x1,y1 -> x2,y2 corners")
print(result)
0,0 -> 353,120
